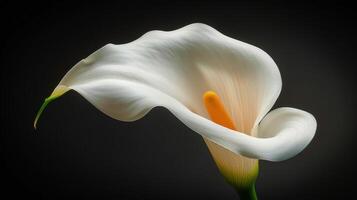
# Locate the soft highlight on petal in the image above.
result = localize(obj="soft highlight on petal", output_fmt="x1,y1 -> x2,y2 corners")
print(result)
37,23 -> 316,162
256,107 -> 317,160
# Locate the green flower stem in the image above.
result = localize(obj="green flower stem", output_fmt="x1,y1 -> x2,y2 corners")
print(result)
235,184 -> 257,200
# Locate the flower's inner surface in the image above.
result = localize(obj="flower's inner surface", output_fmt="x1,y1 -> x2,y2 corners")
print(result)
197,65 -> 259,136
202,90 -> 258,188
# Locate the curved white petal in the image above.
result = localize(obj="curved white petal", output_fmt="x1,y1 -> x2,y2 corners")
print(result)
43,23 -> 316,161
58,23 -> 281,135
166,102 -> 316,161
256,107 -> 317,161
69,81 -> 316,161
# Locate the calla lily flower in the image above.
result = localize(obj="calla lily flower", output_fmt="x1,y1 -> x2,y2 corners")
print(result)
35,23 -> 316,199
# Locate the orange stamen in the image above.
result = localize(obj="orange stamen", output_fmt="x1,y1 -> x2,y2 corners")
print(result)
203,91 -> 236,130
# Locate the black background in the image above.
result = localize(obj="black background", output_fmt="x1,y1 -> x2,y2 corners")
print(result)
1,1 -> 356,199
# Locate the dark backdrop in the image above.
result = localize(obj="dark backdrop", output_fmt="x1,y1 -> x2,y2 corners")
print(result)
1,1 -> 356,199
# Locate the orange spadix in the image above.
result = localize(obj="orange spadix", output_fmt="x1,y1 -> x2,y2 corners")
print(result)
203,91 -> 236,131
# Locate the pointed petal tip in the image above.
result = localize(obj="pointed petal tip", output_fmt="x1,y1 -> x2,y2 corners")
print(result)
33,96 -> 55,130
33,85 -> 69,130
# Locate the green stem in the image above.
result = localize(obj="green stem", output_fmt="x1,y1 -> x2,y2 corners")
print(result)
235,184 -> 257,200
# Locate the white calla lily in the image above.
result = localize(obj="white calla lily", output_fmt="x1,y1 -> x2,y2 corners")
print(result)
35,23 -> 316,199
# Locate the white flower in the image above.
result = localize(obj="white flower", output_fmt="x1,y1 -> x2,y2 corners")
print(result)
35,23 -> 316,193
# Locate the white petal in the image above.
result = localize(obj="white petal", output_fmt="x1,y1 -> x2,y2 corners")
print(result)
63,80 -> 316,161
42,23 -> 315,161
256,107 -> 317,161
58,23 -> 281,135
165,100 -> 316,161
